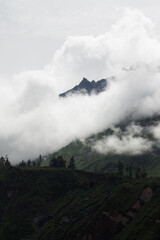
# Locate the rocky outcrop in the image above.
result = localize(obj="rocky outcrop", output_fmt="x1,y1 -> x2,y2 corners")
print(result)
127,187 -> 153,220
140,187 -> 153,203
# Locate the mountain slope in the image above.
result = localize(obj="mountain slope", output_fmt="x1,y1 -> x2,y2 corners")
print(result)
1,167 -> 160,240
42,115 -> 160,176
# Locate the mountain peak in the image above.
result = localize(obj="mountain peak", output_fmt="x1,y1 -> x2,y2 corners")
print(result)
59,77 -> 107,97
81,77 -> 89,83
79,77 -> 91,88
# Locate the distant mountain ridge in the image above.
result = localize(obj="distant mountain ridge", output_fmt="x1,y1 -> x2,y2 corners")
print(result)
59,77 -> 107,97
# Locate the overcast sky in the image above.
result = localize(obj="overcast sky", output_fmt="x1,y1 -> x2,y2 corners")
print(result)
1,1 -> 160,162
1,0 -> 160,76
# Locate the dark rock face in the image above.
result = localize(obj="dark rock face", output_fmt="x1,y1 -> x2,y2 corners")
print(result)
59,77 -> 107,97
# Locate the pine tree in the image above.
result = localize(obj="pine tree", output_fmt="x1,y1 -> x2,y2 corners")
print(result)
49,156 -> 66,168
135,168 -> 141,179
128,166 -> 133,178
140,168 -> 148,178
27,159 -> 31,167
0,156 -> 5,166
18,160 -> 26,167
5,159 -> 11,167
68,156 -> 75,169
117,161 -> 124,176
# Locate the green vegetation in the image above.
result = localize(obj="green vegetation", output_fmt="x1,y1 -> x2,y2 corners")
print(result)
42,140 -> 160,176
0,166 -> 160,240
1,115 -> 160,239
41,115 -> 160,176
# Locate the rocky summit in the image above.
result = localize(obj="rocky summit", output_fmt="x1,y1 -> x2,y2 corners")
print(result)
59,77 -> 107,97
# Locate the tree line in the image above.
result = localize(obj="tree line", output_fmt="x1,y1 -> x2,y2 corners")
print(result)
0,153 -> 148,178
17,155 -> 76,169
0,155 -> 11,167
117,161 -> 148,179
49,155 -> 75,169
0,153 -> 76,169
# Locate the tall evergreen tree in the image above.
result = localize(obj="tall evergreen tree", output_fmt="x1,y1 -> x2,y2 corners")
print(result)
27,159 -> 31,167
135,168 -> 141,179
5,159 -> 11,167
18,160 -> 26,167
0,156 -> 5,166
128,165 -> 133,178
50,156 -> 66,168
140,168 -> 148,178
117,161 -> 124,176
68,156 -> 75,169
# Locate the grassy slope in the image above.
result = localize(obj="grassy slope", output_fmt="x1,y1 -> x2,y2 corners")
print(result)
0,167 -> 103,240
0,167 -> 160,240
33,176 -> 160,240
41,115 -> 160,176
42,140 -> 160,176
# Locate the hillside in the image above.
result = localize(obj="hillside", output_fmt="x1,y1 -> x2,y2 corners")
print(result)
42,115 -> 160,176
43,141 -> 160,176
0,167 -> 160,240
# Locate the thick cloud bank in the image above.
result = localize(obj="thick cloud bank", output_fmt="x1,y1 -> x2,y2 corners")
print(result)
1,9 -> 160,162
93,124 -> 153,155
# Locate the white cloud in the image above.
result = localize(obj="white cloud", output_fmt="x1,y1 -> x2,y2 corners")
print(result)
150,123 -> 160,140
1,9 -> 160,162
93,125 -> 152,155
93,134 -> 152,155
46,9 -> 160,93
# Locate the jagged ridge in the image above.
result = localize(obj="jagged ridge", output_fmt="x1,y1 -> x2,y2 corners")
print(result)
59,77 -> 107,97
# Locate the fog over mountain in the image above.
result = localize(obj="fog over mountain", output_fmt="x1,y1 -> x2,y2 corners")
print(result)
1,9 -> 160,162
93,123 -> 153,155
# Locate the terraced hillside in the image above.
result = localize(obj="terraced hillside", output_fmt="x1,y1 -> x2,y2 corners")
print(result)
0,167 -> 160,240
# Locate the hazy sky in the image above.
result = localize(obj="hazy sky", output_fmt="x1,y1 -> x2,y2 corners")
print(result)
1,0 -> 160,75
1,1 -> 160,162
